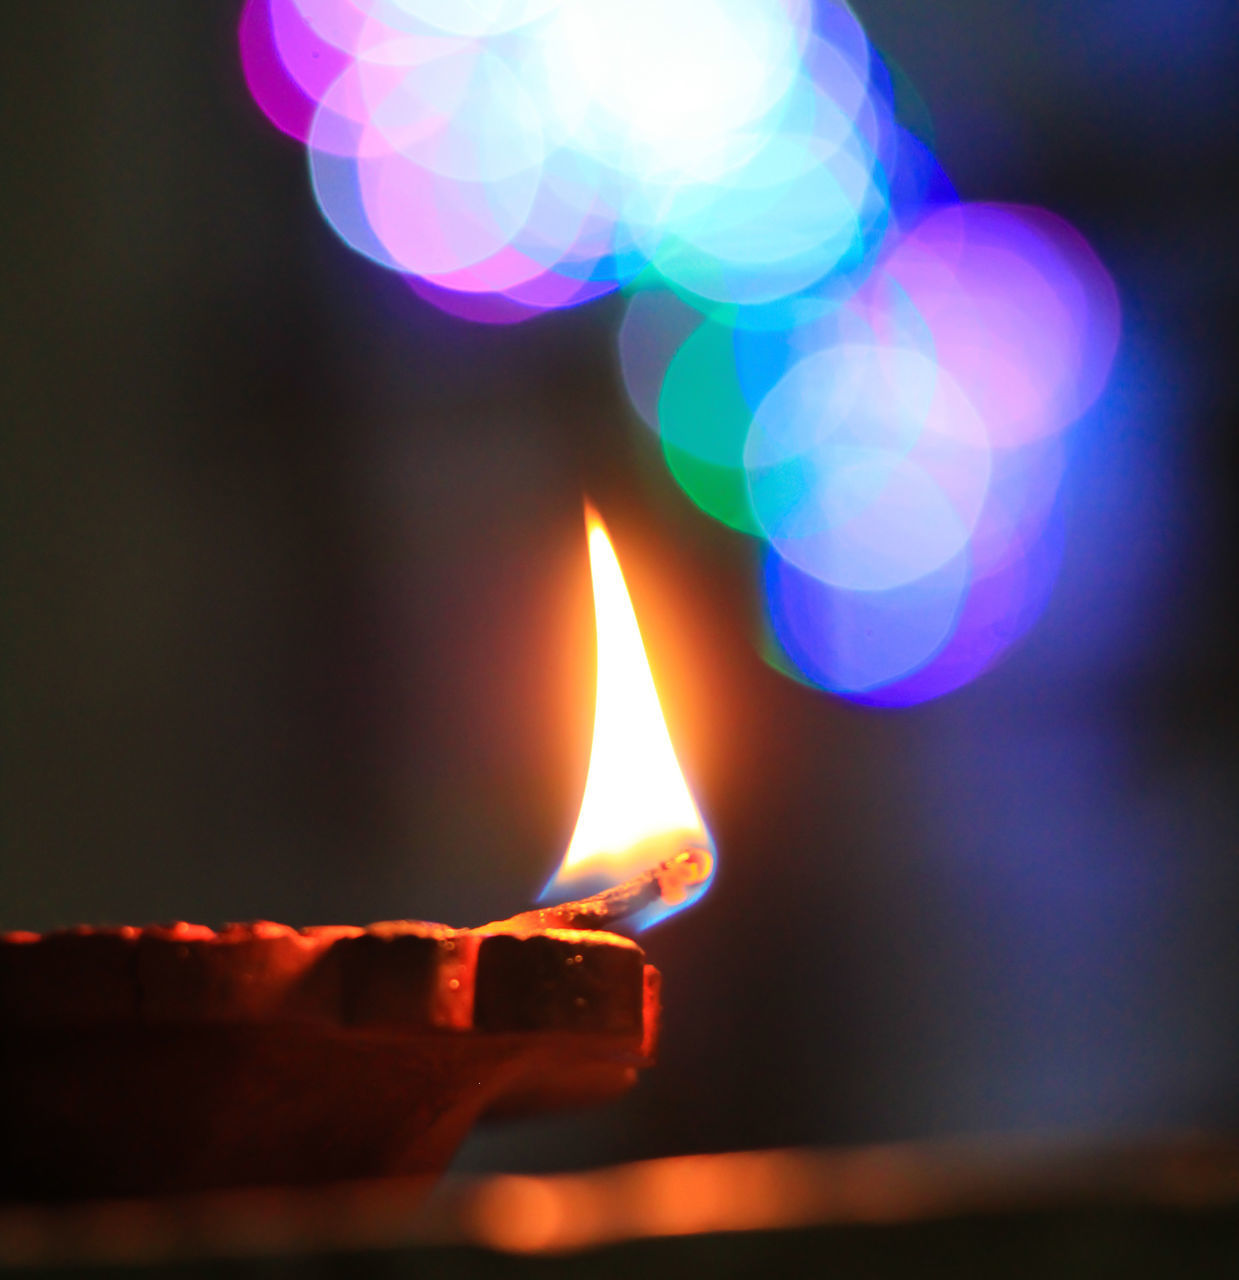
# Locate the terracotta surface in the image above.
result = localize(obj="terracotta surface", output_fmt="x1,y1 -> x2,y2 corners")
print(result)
0,921 -> 659,1201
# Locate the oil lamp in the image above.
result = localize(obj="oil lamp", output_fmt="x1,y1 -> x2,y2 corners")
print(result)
0,508 -> 713,1201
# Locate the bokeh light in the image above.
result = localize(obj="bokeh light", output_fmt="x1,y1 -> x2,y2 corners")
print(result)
240,0 -> 1120,705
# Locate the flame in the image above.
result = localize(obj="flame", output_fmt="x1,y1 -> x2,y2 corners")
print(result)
543,506 -> 713,925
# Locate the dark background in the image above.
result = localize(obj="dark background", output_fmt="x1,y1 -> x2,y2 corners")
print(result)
3,0 -> 1237,1177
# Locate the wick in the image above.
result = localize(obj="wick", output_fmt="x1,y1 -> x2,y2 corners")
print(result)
485,846 -> 714,934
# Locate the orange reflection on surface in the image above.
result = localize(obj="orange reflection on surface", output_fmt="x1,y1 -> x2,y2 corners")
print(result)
468,1150 -> 820,1254
467,1174 -> 607,1255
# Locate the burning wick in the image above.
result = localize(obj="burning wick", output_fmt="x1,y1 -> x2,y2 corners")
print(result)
490,845 -> 714,934
527,505 -> 716,933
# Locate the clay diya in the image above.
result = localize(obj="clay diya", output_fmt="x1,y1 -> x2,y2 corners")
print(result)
0,852 -> 714,1200
1,511 -> 714,1202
